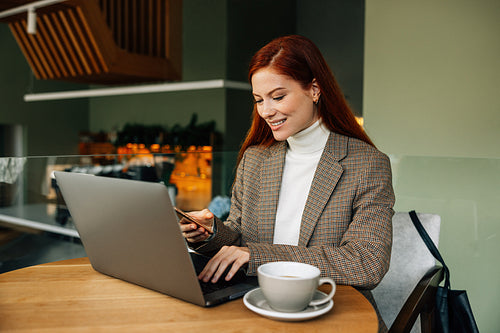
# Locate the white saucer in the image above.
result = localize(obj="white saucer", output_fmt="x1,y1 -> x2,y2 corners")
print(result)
243,288 -> 334,322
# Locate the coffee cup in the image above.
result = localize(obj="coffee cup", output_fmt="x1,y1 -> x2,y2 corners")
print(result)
257,261 -> 336,312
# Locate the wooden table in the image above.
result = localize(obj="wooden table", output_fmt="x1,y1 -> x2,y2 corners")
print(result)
0,258 -> 378,332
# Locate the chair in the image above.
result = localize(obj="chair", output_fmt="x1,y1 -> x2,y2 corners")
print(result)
372,212 -> 443,333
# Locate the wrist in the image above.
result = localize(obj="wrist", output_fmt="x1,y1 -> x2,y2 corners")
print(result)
202,217 -> 217,242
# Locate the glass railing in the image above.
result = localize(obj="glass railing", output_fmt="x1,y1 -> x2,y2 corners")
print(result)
0,151 -> 239,229
0,152 -> 239,272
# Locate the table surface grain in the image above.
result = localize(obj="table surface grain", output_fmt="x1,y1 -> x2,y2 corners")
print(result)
0,257 -> 378,332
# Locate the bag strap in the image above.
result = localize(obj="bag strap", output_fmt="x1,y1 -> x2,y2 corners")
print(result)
409,210 -> 450,288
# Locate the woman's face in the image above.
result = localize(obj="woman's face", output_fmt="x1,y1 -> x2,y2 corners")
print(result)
251,68 -> 320,141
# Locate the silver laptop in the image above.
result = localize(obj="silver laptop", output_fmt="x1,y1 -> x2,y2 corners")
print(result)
54,171 -> 257,307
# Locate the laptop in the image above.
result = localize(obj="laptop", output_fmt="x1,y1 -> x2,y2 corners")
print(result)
53,171 -> 257,307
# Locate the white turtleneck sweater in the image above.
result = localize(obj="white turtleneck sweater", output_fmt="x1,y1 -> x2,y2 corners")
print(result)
273,120 -> 331,245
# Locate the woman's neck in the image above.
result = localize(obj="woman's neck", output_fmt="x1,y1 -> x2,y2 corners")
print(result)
287,120 -> 330,154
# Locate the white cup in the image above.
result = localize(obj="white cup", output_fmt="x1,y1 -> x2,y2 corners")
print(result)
257,261 -> 336,312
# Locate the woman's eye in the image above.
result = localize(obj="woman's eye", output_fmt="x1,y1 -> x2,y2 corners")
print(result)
254,99 -> 263,104
273,95 -> 284,101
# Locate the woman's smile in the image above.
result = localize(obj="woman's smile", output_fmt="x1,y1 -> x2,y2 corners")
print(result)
270,119 -> 286,126
268,119 -> 287,129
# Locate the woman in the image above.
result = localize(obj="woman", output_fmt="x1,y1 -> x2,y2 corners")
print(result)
180,35 -> 394,329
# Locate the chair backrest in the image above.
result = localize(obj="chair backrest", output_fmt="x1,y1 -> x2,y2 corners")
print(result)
372,212 -> 441,333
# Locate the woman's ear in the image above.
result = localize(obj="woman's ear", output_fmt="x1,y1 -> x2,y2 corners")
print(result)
311,79 -> 321,103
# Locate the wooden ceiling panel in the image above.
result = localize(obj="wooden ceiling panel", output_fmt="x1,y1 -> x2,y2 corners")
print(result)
1,0 -> 182,84
10,20 -> 44,78
37,13 -> 68,77
41,13 -> 76,76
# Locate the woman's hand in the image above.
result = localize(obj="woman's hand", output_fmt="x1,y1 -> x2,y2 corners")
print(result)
179,209 -> 214,243
199,246 -> 250,283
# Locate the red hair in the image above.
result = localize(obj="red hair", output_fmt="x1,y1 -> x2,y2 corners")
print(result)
239,35 -> 373,162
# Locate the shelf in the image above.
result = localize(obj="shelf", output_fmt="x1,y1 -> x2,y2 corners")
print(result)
24,79 -> 251,102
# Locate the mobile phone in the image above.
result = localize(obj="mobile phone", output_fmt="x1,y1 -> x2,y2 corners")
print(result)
174,207 -> 213,234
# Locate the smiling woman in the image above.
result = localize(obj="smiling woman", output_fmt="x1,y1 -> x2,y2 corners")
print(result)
178,35 -> 395,333
251,68 -> 320,142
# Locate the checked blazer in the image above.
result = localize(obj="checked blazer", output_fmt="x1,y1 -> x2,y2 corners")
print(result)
193,131 -> 395,289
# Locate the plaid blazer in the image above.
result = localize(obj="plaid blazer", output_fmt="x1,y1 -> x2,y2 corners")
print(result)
194,132 -> 395,289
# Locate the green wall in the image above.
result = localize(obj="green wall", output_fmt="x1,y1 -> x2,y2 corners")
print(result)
296,0 -> 365,116
364,0 -> 500,159
364,1 -> 500,331
0,25 -> 88,156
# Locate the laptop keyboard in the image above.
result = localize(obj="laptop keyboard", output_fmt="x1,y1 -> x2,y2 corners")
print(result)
199,278 -> 237,294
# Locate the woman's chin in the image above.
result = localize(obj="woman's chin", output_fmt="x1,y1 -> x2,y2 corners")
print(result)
272,133 -> 289,141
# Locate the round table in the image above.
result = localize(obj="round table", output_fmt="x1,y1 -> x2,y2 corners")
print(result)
0,257 -> 378,332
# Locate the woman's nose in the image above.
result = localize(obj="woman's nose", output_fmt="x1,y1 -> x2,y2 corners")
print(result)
260,101 -> 276,118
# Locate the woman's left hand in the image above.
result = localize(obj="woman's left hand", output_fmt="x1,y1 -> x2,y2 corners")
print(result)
199,246 -> 250,283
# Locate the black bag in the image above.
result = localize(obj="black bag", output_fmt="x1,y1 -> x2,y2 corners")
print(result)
409,210 -> 480,333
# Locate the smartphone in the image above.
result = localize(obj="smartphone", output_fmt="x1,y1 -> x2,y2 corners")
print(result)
174,207 -> 213,234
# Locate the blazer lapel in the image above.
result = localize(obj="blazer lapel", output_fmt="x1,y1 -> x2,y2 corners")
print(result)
298,133 -> 348,247
257,142 -> 286,244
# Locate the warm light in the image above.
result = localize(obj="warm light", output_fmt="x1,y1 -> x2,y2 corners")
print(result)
355,116 -> 364,128
114,143 -> 214,210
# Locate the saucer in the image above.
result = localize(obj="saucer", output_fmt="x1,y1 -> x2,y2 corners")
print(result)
243,288 -> 334,322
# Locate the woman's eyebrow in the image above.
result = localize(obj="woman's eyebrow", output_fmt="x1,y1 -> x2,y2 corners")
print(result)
253,87 -> 286,97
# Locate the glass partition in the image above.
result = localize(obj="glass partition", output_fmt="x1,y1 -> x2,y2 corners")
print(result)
389,154 -> 499,329
0,151 -> 238,272
0,151 -> 238,223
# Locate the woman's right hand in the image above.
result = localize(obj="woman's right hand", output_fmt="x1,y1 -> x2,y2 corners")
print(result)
179,209 -> 214,243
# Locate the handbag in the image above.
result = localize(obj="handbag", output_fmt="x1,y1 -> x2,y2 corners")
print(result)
409,210 -> 480,333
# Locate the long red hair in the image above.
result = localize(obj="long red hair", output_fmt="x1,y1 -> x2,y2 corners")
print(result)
238,35 -> 373,162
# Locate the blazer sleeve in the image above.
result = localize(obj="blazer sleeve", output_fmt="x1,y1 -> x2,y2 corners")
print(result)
187,150 -> 248,255
246,151 -> 394,289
